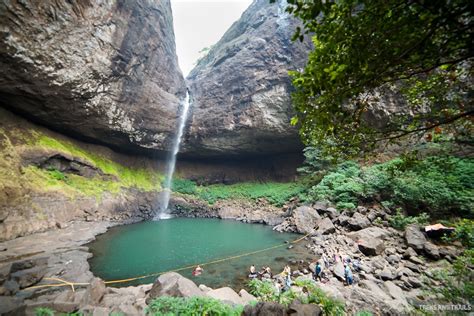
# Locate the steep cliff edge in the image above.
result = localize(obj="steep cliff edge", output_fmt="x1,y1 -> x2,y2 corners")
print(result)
0,0 -> 186,155
184,0 -> 312,157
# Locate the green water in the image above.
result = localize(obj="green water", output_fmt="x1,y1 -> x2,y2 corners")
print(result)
88,218 -> 309,289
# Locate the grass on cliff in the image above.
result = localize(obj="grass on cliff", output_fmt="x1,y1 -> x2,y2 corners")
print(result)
172,178 -> 306,206
33,135 -> 162,194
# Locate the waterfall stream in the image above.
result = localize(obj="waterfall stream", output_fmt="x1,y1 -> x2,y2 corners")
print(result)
154,91 -> 191,219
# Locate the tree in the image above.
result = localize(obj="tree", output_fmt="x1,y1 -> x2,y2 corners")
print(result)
272,0 -> 473,160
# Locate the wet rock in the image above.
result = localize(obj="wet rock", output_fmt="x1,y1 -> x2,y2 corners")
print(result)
293,206 -> 321,234
358,238 -> 385,256
147,272 -> 204,302
316,217 -> 335,235
404,225 -> 426,252
348,213 -> 371,231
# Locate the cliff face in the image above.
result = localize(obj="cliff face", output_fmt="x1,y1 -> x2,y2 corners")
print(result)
0,0 -> 186,154
184,0 -> 312,157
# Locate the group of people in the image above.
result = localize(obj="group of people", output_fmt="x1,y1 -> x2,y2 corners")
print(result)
248,265 -> 272,279
312,249 -> 360,286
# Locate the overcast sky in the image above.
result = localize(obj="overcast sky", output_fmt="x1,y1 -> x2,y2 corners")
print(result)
171,0 -> 253,76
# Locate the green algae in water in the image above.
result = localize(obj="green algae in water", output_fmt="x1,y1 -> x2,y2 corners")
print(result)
88,218 -> 308,289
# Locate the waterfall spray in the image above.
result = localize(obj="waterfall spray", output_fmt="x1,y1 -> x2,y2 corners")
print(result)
155,91 -> 191,220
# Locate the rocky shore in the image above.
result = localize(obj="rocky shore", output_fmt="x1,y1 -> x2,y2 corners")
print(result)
0,193 -> 462,315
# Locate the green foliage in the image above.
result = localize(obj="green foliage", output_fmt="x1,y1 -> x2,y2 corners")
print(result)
36,135 -> 161,192
145,296 -> 243,316
277,0 -> 473,160
47,169 -> 67,182
248,278 -> 345,315
188,181 -> 306,207
35,308 -> 55,316
172,178 -> 197,195
355,312 -> 373,316
389,210 -> 429,230
248,279 -> 278,301
307,155 -> 473,217
444,219 -> 474,248
427,249 -> 474,306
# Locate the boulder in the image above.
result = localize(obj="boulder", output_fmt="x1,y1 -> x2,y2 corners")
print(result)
288,301 -> 322,316
206,287 -> 243,305
146,272 -> 204,303
423,242 -> 440,260
404,225 -> 426,252
384,281 -> 406,301
81,278 -> 106,306
378,268 -> 396,281
316,217 -> 336,235
348,213 -> 371,230
358,238 -> 385,256
293,206 -> 321,234
403,247 -> 418,259
333,262 -> 346,281
242,302 -> 288,316
347,226 -> 390,241
239,289 -> 257,305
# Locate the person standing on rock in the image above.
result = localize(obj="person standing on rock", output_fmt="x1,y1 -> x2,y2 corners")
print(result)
344,263 -> 353,285
314,262 -> 322,281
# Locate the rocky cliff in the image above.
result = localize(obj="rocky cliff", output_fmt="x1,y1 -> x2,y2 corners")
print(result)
0,0 -> 186,155
184,0 -> 312,157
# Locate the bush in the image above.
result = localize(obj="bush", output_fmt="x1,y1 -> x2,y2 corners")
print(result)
444,219 -> 474,248
172,178 -> 197,195
306,155 -> 473,218
248,279 -> 345,315
146,296 -> 243,316
35,308 -> 54,316
426,249 -> 474,306
194,182 -> 306,207
389,210 -> 429,230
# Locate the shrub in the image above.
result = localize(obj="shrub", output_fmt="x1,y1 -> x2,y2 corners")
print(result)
195,182 -> 306,207
306,155 -> 473,218
444,219 -> 474,248
389,210 -> 430,230
249,278 -> 345,315
35,308 -> 54,316
145,296 -> 243,316
426,249 -> 474,306
172,178 -> 197,195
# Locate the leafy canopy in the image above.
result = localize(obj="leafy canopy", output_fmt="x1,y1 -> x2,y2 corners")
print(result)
272,0 -> 473,159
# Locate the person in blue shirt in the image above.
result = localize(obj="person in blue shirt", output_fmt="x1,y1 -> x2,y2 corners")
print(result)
314,262 -> 322,281
344,263 -> 353,285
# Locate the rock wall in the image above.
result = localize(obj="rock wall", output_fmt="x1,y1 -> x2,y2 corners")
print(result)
184,0 -> 312,157
0,0 -> 186,155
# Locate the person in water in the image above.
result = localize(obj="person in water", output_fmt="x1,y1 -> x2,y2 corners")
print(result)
249,265 -> 258,279
192,265 -> 203,276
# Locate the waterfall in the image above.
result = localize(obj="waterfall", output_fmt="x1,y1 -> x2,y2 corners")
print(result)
154,91 -> 191,220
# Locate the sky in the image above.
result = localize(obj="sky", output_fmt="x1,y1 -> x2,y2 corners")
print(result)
171,0 -> 253,76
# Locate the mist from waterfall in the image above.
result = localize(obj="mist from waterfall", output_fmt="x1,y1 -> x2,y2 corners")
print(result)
154,91 -> 191,220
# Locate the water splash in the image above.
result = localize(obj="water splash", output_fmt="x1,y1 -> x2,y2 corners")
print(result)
154,91 -> 191,220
